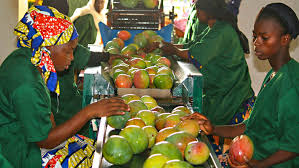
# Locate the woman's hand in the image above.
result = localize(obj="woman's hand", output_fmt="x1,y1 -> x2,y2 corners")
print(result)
181,112 -> 214,135
160,41 -> 177,55
228,156 -> 249,168
87,97 -> 129,118
144,42 -> 161,53
109,54 -> 131,65
228,155 -> 263,168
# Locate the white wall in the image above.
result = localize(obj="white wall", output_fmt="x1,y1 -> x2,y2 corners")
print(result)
0,1 -> 18,64
238,0 -> 299,95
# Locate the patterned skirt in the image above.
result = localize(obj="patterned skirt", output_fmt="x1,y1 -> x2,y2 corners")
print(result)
42,134 -> 95,168
208,96 -> 255,167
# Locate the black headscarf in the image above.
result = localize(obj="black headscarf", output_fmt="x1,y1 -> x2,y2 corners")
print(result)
196,0 -> 250,54
260,3 -> 299,39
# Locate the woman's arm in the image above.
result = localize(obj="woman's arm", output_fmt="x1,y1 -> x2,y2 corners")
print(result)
213,123 -> 246,138
160,41 -> 189,60
248,150 -> 298,168
182,113 -> 245,138
37,98 -> 129,149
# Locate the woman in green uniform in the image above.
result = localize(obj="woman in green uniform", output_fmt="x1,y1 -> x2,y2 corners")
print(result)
179,0 -> 207,44
184,3 -> 299,167
51,44 -> 129,137
0,6 -> 128,168
161,0 -> 253,126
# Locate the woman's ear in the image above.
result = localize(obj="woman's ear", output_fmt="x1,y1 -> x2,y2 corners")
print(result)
281,34 -> 291,46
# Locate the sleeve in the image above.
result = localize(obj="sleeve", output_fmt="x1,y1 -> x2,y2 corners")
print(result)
13,83 -> 52,142
188,25 -> 227,66
73,44 -> 91,70
183,27 -> 208,49
278,88 -> 299,153
87,52 -> 110,67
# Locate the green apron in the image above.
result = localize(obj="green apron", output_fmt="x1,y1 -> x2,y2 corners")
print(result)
179,4 -> 207,44
0,48 -> 52,168
51,44 -> 91,136
188,21 -> 253,125
244,59 -> 299,167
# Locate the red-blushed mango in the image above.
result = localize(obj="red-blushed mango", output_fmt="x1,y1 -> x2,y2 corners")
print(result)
155,126 -> 178,143
175,119 -> 200,138
149,74 -> 156,88
185,141 -> 210,165
111,63 -> 130,75
129,57 -> 146,69
142,125 -> 158,148
136,110 -> 156,126
121,45 -> 137,56
105,41 -> 120,51
145,52 -> 155,61
112,37 -> 125,49
134,33 -> 148,48
229,135 -> 254,166
157,57 -> 171,67
146,66 -> 157,75
157,66 -> 173,76
127,67 -> 138,78
119,125 -> 148,154
150,54 -> 162,65
125,117 -> 146,128
142,30 -> 157,40
162,160 -> 194,168
164,114 -> 181,128
143,154 -> 170,168
128,100 -> 148,117
115,74 -> 132,88
149,34 -> 163,44
117,30 -> 131,41
102,135 -> 133,165
152,106 -> 166,113
112,69 -> 126,80
128,43 -> 140,51
155,112 -> 171,131
111,58 -> 124,67
121,94 -> 140,104
165,131 -> 197,158
107,47 -> 120,55
150,141 -> 183,160
137,49 -> 146,59
154,74 -> 173,89
143,0 -> 159,9
171,106 -> 191,117
133,69 -> 150,89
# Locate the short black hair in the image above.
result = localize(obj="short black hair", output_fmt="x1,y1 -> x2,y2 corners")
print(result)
256,3 -> 299,39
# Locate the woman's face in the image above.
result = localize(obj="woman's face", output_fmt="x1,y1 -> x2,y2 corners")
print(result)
252,18 -> 284,60
49,38 -> 78,72
196,9 -> 208,24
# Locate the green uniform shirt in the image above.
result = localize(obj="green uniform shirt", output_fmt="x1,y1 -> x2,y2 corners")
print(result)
51,44 -> 90,135
0,48 -> 52,168
179,4 -> 207,44
188,21 -> 253,125
0,146 -> 13,168
244,59 -> 299,167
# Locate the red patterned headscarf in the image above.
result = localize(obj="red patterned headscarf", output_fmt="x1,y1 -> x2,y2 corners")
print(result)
14,5 -> 78,95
